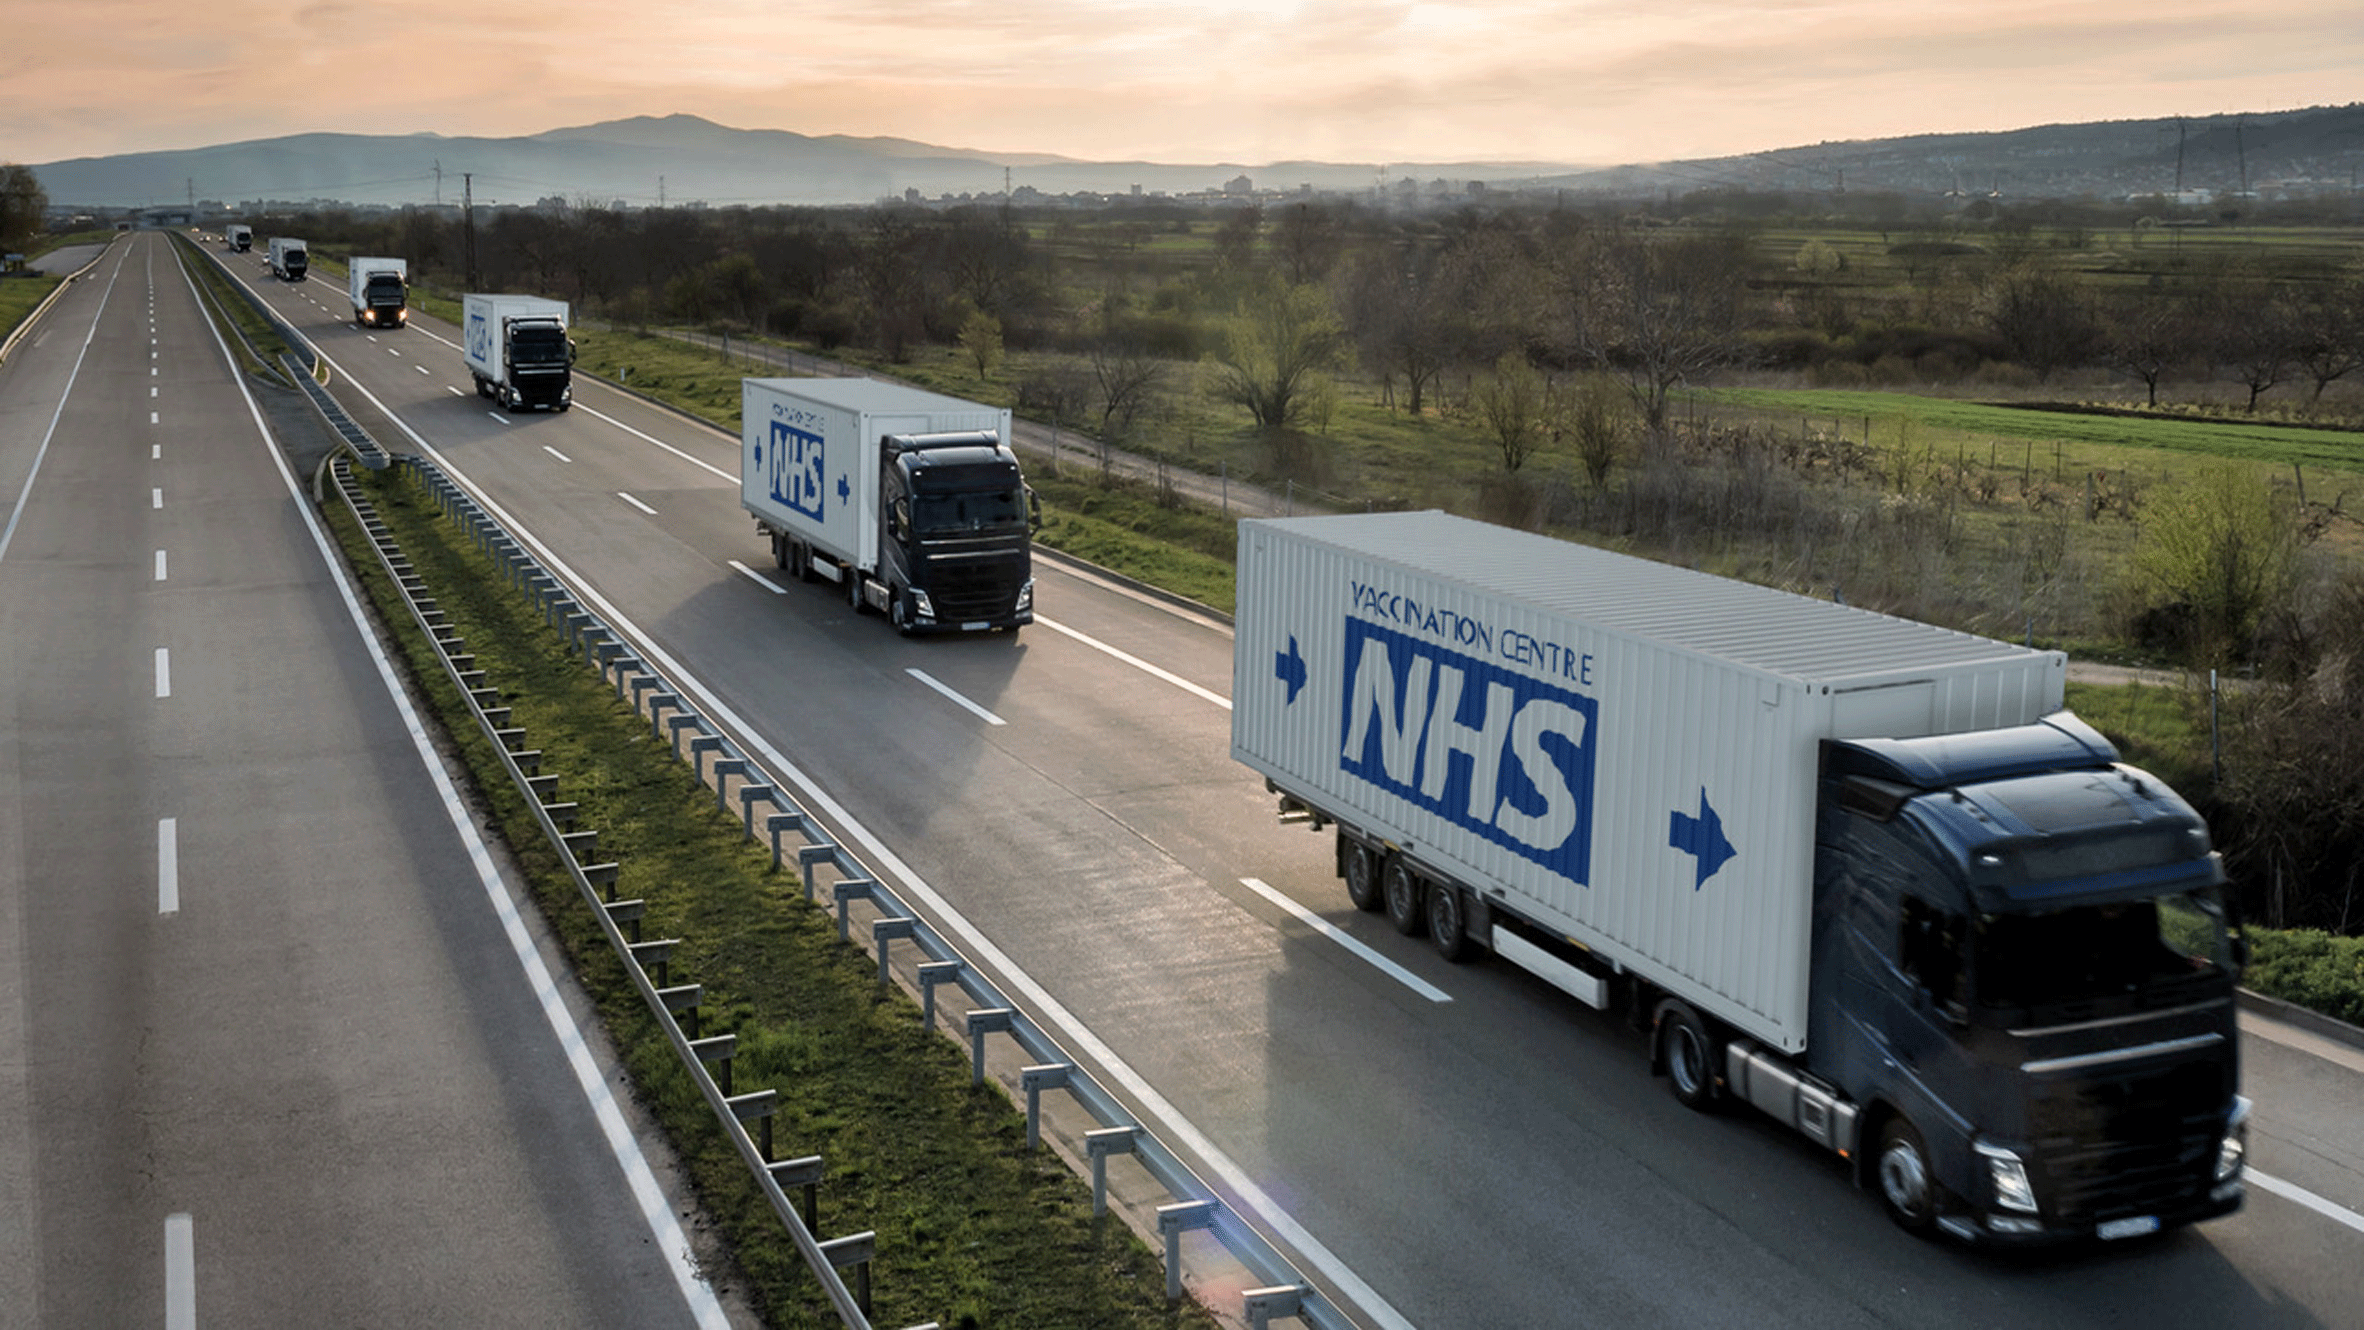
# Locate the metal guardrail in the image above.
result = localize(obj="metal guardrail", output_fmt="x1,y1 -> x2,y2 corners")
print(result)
335,447 -> 1349,1330
177,233 -> 318,377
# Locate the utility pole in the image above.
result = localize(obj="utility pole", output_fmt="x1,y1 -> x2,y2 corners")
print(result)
433,159 -> 442,207
2175,119 -> 2186,194
658,175 -> 665,209
463,173 -> 478,289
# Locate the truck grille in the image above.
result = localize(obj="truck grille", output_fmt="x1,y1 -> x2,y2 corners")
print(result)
930,557 -> 1023,619
2027,1058 -> 2224,1221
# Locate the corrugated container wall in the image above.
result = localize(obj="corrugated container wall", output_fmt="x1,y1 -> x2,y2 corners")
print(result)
1232,512 -> 2064,1052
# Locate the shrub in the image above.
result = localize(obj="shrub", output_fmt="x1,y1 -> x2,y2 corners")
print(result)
2243,929 -> 2364,1027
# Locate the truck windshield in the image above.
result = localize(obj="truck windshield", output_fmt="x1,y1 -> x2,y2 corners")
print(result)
511,329 -> 569,366
366,277 -> 403,298
1971,886 -> 2236,1011
913,489 -> 1025,536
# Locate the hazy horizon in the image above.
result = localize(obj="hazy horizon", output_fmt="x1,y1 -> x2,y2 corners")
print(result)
5,1 -> 2359,171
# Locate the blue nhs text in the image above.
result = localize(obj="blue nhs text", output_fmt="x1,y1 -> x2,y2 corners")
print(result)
1338,617 -> 1597,883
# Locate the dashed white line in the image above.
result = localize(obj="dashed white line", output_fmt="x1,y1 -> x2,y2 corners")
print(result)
155,647 -> 170,697
906,668 -> 1007,726
149,410 -> 159,425
151,444 -> 160,460
1034,615 -> 1232,710
616,492 -> 657,516
157,819 -> 179,915
541,444 -> 572,462
728,560 -> 787,594
151,487 -> 162,509
153,549 -> 167,581
1238,877 -> 1453,1002
164,1212 -> 194,1329
416,364 -> 431,375
2249,1169 -> 2364,1236
447,385 -> 466,397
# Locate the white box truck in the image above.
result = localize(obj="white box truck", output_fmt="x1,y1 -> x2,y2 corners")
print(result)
462,294 -> 573,412
741,377 -> 1036,634
225,224 -> 252,252
1233,511 -> 2248,1246
347,256 -> 408,328
267,236 -> 307,281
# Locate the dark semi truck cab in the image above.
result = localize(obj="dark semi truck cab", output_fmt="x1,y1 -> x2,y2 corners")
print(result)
872,432 -> 1037,634
1803,715 -> 2247,1243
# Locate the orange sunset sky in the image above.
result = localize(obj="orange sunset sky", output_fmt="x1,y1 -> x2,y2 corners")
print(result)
6,0 -> 2360,167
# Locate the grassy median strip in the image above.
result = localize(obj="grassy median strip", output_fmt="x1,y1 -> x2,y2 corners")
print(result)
325,462 -> 1218,1330
170,233 -> 297,382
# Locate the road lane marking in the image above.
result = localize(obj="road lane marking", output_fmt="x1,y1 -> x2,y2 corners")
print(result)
150,386 -> 157,397
1239,877 -> 1453,1002
150,410 -> 158,425
2249,1169 -> 2364,1236
157,819 -> 179,914
416,364 -> 431,375
164,1212 -> 194,1330
0,245 -> 131,566
1034,615 -> 1231,710
542,445 -> 572,462
617,492 -> 656,516
155,648 -> 170,697
154,549 -> 167,580
447,386 -> 466,397
151,444 -> 160,460
907,668 -> 1007,726
198,305 -> 731,1328
729,561 -> 787,593
488,412 -> 512,425
575,402 -> 733,481
152,487 -> 162,509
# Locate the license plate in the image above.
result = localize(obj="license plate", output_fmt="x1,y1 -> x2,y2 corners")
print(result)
961,621 -> 991,631
2098,1215 -> 2160,1240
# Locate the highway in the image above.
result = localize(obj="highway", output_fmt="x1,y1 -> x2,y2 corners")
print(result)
0,235 -> 736,1327
127,234 -> 2364,1327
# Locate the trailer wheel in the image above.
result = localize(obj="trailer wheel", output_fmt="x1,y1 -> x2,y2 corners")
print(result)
1427,883 -> 1471,962
1341,841 -> 1383,913
1656,1000 -> 1721,1112
1875,1116 -> 1938,1235
1382,856 -> 1426,937
788,542 -> 812,583
771,532 -> 790,570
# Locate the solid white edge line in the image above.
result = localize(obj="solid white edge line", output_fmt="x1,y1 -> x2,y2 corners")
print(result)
1034,614 -> 1233,710
335,419 -> 1417,1329
616,492 -> 657,516
905,668 -> 1008,726
164,1211 -> 194,1330
2248,1169 -> 2364,1236
181,251 -> 730,1327
155,647 -> 170,699
157,817 -> 178,915
1238,878 -> 1451,1003
0,242 -> 128,566
727,561 -> 787,594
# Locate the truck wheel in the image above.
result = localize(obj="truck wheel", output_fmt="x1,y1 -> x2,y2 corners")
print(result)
1382,856 -> 1426,937
890,588 -> 913,635
1427,884 -> 1471,962
771,532 -> 790,570
1342,841 -> 1383,913
791,543 -> 814,583
847,570 -> 866,613
1657,1000 -> 1721,1112
1875,1117 -> 1939,1235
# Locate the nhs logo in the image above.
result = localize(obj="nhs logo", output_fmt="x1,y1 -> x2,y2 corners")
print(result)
765,419 -> 827,519
1338,617 -> 1597,883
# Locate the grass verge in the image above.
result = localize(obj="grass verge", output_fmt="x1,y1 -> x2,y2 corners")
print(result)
323,460 -> 1220,1330
170,233 -> 298,380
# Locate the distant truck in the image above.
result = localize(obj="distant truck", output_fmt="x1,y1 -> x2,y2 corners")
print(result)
740,377 -> 1036,634
462,294 -> 573,412
267,237 -> 307,281
1233,511 -> 2249,1245
347,257 -> 409,329
225,224 -> 252,252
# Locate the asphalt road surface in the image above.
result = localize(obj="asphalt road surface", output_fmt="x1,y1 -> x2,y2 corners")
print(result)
0,234 -> 740,1328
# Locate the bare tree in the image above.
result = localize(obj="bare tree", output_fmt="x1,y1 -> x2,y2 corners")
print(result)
2289,272 -> 2364,402
1089,338 -> 1167,440
1469,351 -> 1554,473
1206,279 -> 1344,430
1559,228 -> 1750,439
1270,202 -> 1345,285
1979,262 -> 2100,382
2099,289 -> 2201,407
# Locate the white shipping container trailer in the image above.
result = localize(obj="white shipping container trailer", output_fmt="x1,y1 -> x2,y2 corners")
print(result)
1231,510 -> 2062,1054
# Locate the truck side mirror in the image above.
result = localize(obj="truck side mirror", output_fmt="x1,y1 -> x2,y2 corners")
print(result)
567,339 -> 578,367
1027,486 -> 1042,534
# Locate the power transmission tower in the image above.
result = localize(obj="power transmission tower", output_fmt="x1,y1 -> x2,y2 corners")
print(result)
463,173 -> 478,288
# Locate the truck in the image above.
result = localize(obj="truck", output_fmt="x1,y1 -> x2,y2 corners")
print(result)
347,256 -> 409,329
1232,511 -> 2248,1246
225,224 -> 252,252
462,294 -> 573,412
267,236 -> 307,281
740,377 -> 1036,634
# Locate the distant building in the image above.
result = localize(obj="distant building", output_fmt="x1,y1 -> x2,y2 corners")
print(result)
1223,173 -> 1254,196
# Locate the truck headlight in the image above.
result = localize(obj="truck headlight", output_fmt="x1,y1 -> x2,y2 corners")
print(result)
1014,578 -> 1034,614
909,588 -> 936,619
1976,1140 -> 2038,1214
2216,1097 -> 2251,1183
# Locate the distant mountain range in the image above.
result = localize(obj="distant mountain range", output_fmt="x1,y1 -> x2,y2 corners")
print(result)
32,105 -> 2364,211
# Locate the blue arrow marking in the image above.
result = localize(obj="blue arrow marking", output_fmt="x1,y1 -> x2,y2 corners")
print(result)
1274,635 -> 1307,705
1668,788 -> 1737,889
